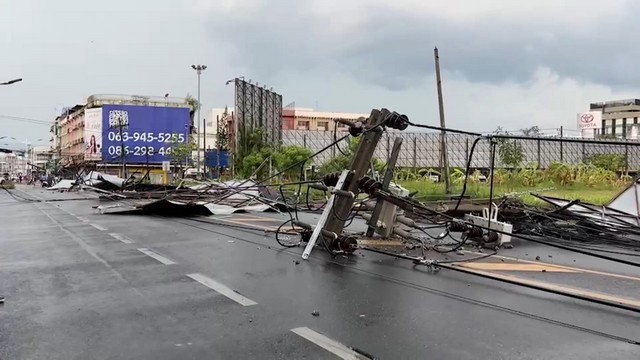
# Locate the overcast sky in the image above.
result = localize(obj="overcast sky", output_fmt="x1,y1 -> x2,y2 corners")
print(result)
1,0 -> 637,149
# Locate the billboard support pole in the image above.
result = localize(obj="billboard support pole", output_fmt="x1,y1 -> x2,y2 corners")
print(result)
185,124 -> 190,169
118,122 -> 127,178
203,116 -> 207,179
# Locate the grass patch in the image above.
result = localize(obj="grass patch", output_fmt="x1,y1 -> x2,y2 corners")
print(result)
277,180 -> 624,207
398,180 -> 624,206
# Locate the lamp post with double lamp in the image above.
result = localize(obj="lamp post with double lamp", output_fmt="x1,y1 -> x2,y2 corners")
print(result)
191,65 -> 206,172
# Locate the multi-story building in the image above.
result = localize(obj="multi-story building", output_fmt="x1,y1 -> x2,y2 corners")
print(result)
0,153 -> 10,174
56,104 -> 86,166
282,107 -> 368,131
27,145 -> 53,173
50,95 -> 194,179
0,153 -> 27,176
589,99 -> 640,138
50,116 -> 61,159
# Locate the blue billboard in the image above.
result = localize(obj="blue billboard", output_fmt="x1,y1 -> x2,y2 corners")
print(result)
205,149 -> 229,168
98,105 -> 190,164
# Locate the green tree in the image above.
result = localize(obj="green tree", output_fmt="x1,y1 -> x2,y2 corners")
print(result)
273,145 -> 313,180
239,148 -> 274,179
169,133 -> 196,179
185,94 -> 199,139
217,106 -> 230,151
494,127 -> 524,168
587,154 -> 626,172
185,94 -> 199,112
318,137 -> 384,175
235,128 -> 274,178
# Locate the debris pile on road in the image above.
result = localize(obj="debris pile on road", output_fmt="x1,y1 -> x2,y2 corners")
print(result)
504,194 -> 640,252
95,179 -> 286,216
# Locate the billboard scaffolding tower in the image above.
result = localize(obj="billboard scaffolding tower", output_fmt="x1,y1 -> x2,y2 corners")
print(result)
233,78 -> 283,170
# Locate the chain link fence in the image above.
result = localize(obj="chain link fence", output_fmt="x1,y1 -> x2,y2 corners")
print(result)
282,130 -> 640,170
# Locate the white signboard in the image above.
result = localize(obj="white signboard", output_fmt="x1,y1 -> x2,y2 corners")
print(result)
630,124 -> 640,140
162,161 -> 171,171
84,108 -> 103,161
576,111 -> 601,130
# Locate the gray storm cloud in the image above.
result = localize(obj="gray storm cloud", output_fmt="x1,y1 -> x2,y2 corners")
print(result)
204,1 -> 640,90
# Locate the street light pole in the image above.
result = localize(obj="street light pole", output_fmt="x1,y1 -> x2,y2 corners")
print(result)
191,65 -> 207,171
225,76 -> 244,178
0,78 -> 22,86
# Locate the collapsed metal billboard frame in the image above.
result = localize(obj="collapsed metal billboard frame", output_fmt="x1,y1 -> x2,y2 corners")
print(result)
233,78 -> 283,154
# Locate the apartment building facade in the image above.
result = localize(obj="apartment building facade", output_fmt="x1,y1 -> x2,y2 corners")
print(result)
282,108 -> 368,131
55,104 -> 86,166
0,153 -> 27,176
589,99 -> 640,138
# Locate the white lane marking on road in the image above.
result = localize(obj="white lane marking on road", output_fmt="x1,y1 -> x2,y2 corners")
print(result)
77,216 -> 89,222
56,207 -> 75,216
291,327 -> 368,360
109,233 -> 134,244
137,248 -> 176,265
186,273 -> 257,306
33,204 -> 145,298
12,187 -> 45,201
90,223 -> 107,231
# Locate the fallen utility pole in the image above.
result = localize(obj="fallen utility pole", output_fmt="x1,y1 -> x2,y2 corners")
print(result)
302,170 -> 349,259
323,109 -> 385,249
365,137 -> 403,237
434,47 -> 451,194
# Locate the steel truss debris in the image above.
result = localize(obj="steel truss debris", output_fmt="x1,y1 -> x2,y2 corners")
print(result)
34,107 -> 640,315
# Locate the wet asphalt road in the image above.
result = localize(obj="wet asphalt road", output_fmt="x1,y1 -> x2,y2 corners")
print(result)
1,185 -> 640,360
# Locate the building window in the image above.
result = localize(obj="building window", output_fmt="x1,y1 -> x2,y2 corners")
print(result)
612,119 -> 617,136
317,121 -> 329,131
602,119 -> 606,135
635,117 -> 638,125
297,121 -> 310,130
623,118 -> 627,138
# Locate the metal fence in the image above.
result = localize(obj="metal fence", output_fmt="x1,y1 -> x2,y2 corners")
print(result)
282,130 -> 640,170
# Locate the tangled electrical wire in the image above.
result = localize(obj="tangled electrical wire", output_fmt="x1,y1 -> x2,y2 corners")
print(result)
510,205 -> 640,256
270,108 -> 405,255
0,185 -> 43,202
268,107 -> 640,273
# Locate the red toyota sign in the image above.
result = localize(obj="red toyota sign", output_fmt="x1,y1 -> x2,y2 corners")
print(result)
577,112 -> 599,129
580,113 -> 594,123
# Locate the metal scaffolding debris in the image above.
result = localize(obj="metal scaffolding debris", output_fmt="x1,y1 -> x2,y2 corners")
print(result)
13,106 -> 640,315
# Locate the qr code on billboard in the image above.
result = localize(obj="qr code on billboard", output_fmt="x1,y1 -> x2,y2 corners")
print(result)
108,110 -> 129,127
